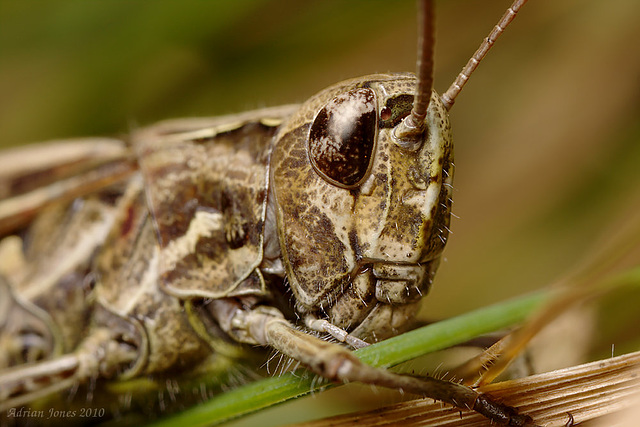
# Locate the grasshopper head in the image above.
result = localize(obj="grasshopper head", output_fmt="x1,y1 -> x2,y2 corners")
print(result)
270,73 -> 453,341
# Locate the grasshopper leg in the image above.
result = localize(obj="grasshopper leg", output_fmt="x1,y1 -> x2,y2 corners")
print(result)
207,298 -> 537,426
0,327 -> 137,412
303,316 -> 369,349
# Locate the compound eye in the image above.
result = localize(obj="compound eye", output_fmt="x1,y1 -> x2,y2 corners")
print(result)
308,88 -> 377,188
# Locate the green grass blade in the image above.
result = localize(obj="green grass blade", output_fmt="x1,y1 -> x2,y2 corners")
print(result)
354,289 -> 549,367
149,289 -> 550,427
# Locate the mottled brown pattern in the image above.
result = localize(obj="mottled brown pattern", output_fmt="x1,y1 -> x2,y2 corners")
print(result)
134,112 -> 289,299
272,74 -> 452,334
0,192 -> 122,368
94,178 -> 150,306
94,178 -> 209,376
368,89 -> 453,263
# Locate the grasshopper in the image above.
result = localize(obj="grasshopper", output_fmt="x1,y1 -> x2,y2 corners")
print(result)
1,0 -> 639,426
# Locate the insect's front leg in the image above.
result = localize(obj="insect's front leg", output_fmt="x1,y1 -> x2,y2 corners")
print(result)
303,315 -> 368,349
206,297 -> 536,427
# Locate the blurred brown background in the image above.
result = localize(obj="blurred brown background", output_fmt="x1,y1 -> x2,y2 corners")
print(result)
1,0 -> 639,425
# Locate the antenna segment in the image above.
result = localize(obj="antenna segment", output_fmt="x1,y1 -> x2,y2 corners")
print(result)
394,0 -> 435,147
440,0 -> 529,111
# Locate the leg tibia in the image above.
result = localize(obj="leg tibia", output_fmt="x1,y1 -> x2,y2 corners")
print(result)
208,300 -> 537,426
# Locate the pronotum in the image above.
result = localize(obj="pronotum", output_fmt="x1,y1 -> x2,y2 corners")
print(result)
1,1 -> 639,426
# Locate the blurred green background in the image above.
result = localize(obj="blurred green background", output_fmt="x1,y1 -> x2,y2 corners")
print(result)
1,0 -> 640,425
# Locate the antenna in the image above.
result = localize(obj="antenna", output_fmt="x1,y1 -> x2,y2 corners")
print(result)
394,0 -> 435,148
440,0 -> 529,111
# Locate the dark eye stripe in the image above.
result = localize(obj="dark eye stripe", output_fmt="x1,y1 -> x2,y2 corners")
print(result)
308,88 -> 377,188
